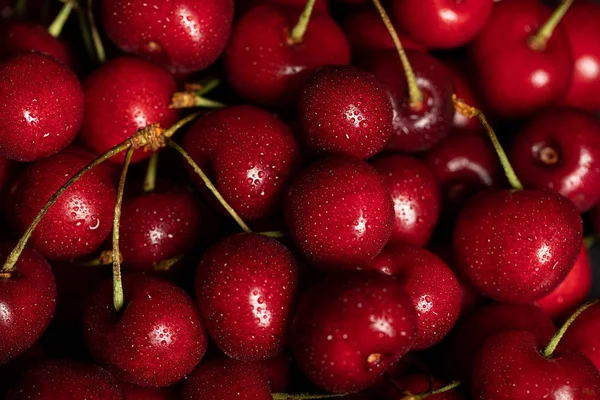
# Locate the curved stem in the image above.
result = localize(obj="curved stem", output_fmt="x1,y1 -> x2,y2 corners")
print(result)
452,95 -> 523,190
371,0 -> 423,110
167,139 -> 252,233
529,0 -> 575,51
87,0 -> 105,63
288,0 -> 317,44
48,1 -> 75,38
143,152 -> 158,192
544,299 -> 599,358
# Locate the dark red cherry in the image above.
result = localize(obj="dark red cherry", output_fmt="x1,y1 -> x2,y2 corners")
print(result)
510,107 -> 600,212
225,5 -> 350,108
363,50 -> 454,153
10,153 -> 116,261
292,272 -> 417,393
120,381 -> 176,400
0,244 -> 56,364
443,303 -> 556,380
380,373 -> 463,400
284,156 -> 394,270
469,0 -> 573,118
560,303 -> 600,372
0,52 -> 83,161
101,0 -> 233,74
83,275 -> 207,387
182,105 -> 300,222
453,189 -> 582,303
0,343 -> 47,397
472,330 -> 600,400
298,65 -> 393,159
80,57 -> 178,164
195,233 -> 298,361
371,155 -> 440,247
7,360 -> 123,400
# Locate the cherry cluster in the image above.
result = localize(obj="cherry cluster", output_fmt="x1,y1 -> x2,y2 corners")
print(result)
0,0 -> 600,399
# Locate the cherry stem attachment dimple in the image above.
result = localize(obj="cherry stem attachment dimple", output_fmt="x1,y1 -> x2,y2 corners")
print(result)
87,0 -> 105,63
143,152 -> 158,192
288,0 -> 317,44
48,0 -> 76,38
529,0 -> 575,51
452,95 -> 523,190
544,298 -> 599,358
272,393 -> 348,400
371,0 -> 423,110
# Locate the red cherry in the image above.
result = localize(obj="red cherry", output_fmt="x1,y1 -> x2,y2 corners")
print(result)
510,107 -> 600,212
298,65 -> 393,159
381,373 -> 463,400
0,343 -> 47,397
120,381 -> 176,400
471,330 -> 600,399
292,272 -> 417,393
453,189 -> 582,303
559,303 -> 600,372
195,233 -> 298,361
80,57 -> 178,164
182,105 -> 300,222
391,0 -> 494,49
0,52 -> 83,161
440,60 -> 485,132
101,0 -> 233,74
285,156 -> 394,270
225,5 -> 350,108
10,153 -> 116,261
7,360 -> 123,400
83,275 -> 207,387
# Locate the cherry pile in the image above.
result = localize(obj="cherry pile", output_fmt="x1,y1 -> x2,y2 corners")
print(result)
1,0 -> 600,399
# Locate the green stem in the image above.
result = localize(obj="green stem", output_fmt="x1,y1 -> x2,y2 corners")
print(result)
196,78 -> 221,95
48,1 -> 75,37
153,254 -> 183,272
76,4 -> 95,63
529,0 -> 575,51
544,299 -> 599,358
87,0 -> 105,63
287,0 -> 317,44
143,152 -> 158,192
584,235 -> 596,249
259,231 -> 285,238
272,394 -> 348,400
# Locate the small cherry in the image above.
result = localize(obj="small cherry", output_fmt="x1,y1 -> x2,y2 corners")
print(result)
298,65 -> 393,159
560,302 -> 600,372
509,107 -> 600,212
284,156 -> 394,270
292,272 -> 417,393
0,52 -> 83,161
101,0 -> 233,74
381,374 -> 462,400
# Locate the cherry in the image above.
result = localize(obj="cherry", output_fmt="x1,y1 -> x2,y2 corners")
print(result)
381,373 -> 462,400
443,303 -> 556,380
182,105 -> 300,222
292,272 -> 417,393
7,360 -> 123,400
298,65 -> 393,159
83,274 -> 207,387
225,4 -> 350,108
0,52 -> 83,161
469,0 -> 573,118
10,153 -> 116,261
101,0 -> 233,74
195,233 -> 298,361
391,0 -> 494,49
441,60 -> 485,133
284,156 -> 394,270
80,57 -> 178,165
0,343 -> 47,397
120,381 -> 177,400
560,303 -> 600,372
371,155 -> 440,247
370,244 -> 461,350
509,107 -> 600,212
0,244 -> 56,364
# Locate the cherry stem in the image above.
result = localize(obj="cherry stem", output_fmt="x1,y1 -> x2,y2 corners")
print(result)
415,381 -> 461,400
167,139 -> 252,233
76,4 -> 95,62
14,0 -> 27,16
288,0 -> 317,44
143,152 -> 158,192
79,250 -> 122,266
259,231 -> 285,238
585,235 -> 596,249
48,0 -> 75,38
529,0 -> 575,51
87,0 -> 105,63
272,394 -> 348,400
0,272 -> 11,279
452,95 -> 523,190
153,254 -> 183,272
544,298 -> 599,358
371,0 -> 423,110
170,93 -> 226,109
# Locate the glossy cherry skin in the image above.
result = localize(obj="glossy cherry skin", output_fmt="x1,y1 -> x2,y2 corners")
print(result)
101,0 -> 233,74
298,66 -> 393,159
381,373 -> 463,400
182,105 -> 300,222
471,331 -> 600,400
559,303 -> 600,372
371,155 -> 440,247
453,189 -> 582,303
284,156 -> 394,270
120,381 -> 176,400
510,108 -> 600,212
0,52 -> 83,162
292,272 -> 417,393
195,233 -> 298,361
443,303 -> 556,380
363,50 -> 454,153
370,244 -> 460,350
83,275 -> 207,387
10,153 -> 116,261
469,0 -> 573,118
80,57 -> 178,164
225,5 -> 350,108
7,360 -> 123,400
182,359 -> 272,400
392,0 -> 493,49
562,1 -> 600,111
0,244 -> 56,364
